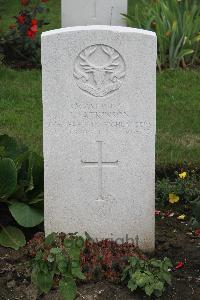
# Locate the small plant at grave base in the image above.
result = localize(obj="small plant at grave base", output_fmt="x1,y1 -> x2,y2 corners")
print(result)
0,0 -> 49,68
28,233 -> 146,286
81,239 -> 146,283
0,134 -> 44,250
122,256 -> 173,298
30,232 -> 85,300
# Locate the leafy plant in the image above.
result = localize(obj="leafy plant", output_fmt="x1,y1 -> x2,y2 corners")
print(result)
28,232 -> 147,286
30,233 -> 85,300
124,0 -> 200,69
81,239 -> 146,282
0,134 -> 44,249
122,256 -> 173,297
0,0 -> 49,68
0,226 -> 26,250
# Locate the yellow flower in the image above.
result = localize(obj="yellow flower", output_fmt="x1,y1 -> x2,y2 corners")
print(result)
169,193 -> 180,204
177,214 -> 186,220
179,171 -> 187,179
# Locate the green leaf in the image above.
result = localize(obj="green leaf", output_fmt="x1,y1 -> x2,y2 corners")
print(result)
0,134 -> 28,160
27,152 -> 44,196
58,261 -> 68,274
161,271 -> 172,284
75,236 -> 84,249
0,226 -> 26,250
144,284 -> 154,296
121,266 -> 130,281
150,259 -> 161,267
28,193 -> 44,204
64,239 -> 81,261
71,261 -> 85,280
163,257 -> 173,268
127,280 -> 137,291
0,158 -> 17,198
36,271 -> 53,294
45,232 -> 57,246
154,289 -> 163,297
64,239 -> 73,248
177,49 -> 194,59
154,281 -> 164,291
9,202 -> 43,227
134,273 -> 147,288
69,247 -> 81,261
50,247 -> 62,255
59,277 -> 77,300
128,257 -> 139,267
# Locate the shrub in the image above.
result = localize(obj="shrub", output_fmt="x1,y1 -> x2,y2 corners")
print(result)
28,233 -> 147,299
28,233 -> 146,283
29,233 -> 173,299
122,256 -> 173,297
0,0 -> 49,68
30,232 -> 85,300
81,239 -> 146,283
124,0 -> 200,69
0,134 -> 44,249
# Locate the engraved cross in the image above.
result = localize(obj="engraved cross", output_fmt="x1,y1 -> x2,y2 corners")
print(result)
81,141 -> 118,201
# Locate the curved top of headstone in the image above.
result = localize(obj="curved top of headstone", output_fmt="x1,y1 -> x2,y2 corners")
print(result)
42,25 -> 156,38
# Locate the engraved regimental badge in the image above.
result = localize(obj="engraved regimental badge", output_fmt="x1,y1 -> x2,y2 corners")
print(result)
74,44 -> 126,97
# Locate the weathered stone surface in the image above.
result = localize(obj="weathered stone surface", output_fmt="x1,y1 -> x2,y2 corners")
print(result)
42,26 -> 157,252
61,0 -> 127,27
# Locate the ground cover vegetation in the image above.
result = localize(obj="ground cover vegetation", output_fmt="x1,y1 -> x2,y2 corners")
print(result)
0,214 -> 200,299
27,232 -> 172,299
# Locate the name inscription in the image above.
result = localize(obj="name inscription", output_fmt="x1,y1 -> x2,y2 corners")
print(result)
49,102 -> 153,135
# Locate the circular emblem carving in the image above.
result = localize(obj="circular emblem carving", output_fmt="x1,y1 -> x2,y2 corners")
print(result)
74,44 -> 126,97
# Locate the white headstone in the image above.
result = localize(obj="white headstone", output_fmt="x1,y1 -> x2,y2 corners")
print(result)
42,26 -> 157,252
61,0 -> 127,27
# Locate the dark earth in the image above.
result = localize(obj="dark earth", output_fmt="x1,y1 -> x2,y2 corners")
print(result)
0,209 -> 200,300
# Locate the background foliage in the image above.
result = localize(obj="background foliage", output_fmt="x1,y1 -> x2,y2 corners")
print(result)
126,0 -> 200,69
0,0 -> 50,68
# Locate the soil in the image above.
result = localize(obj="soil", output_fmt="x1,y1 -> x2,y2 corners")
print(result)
0,212 -> 200,300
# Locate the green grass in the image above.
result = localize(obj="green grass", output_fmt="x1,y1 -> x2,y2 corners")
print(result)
0,66 -> 42,153
0,0 -> 200,165
157,69 -> 200,165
